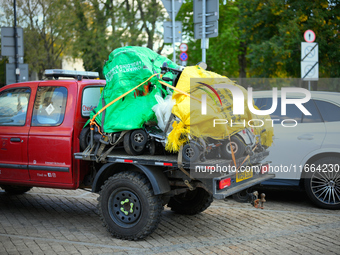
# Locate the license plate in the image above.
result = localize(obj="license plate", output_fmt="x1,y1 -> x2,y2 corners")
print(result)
236,168 -> 253,182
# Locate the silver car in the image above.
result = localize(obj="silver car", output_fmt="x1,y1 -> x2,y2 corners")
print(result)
252,90 -> 340,209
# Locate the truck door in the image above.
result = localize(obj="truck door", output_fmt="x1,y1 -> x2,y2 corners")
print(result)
28,82 -> 76,185
0,87 -> 31,180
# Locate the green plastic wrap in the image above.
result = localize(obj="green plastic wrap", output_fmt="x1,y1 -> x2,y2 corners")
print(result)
90,46 -> 178,133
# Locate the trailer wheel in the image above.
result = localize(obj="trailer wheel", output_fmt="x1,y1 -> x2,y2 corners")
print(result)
221,136 -> 246,160
98,171 -> 163,240
1,185 -> 32,195
79,126 -> 91,151
124,131 -> 146,155
168,188 -> 213,215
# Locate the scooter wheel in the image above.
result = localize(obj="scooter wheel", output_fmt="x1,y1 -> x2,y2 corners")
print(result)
182,142 -> 201,162
131,129 -> 148,147
124,131 -> 146,156
221,135 -> 246,159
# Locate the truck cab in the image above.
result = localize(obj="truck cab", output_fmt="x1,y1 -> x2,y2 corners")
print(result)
0,70 -> 105,190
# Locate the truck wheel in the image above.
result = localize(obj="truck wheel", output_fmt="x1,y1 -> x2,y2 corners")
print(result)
182,142 -> 201,162
98,171 -> 163,240
167,188 -> 213,215
79,126 -> 91,151
304,157 -> 340,210
221,136 -> 245,160
124,131 -> 146,155
1,185 -> 32,195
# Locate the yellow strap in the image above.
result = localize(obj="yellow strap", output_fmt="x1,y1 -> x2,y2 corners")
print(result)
158,80 -> 201,102
236,145 -> 258,171
90,73 -> 158,124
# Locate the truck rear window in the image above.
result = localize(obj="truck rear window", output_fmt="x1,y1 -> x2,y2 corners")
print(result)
31,86 -> 67,126
82,86 -> 103,117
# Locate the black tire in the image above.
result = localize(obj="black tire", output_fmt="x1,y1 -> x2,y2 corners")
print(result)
131,129 -> 148,147
149,139 -> 156,155
167,188 -> 213,215
232,188 -> 253,203
79,126 -> 91,151
124,131 -> 146,156
221,135 -> 246,160
98,171 -> 163,240
304,157 -> 340,210
182,142 -> 201,162
1,185 -> 32,195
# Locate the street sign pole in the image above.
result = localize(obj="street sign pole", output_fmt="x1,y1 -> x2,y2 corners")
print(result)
201,0 -> 206,63
194,0 -> 218,63
14,0 -> 19,83
171,0 -> 176,63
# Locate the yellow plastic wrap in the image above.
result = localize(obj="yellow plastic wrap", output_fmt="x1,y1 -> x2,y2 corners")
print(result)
167,66 -> 274,152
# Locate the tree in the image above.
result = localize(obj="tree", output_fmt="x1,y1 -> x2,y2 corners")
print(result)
238,0 -> 340,78
0,0 -> 75,79
176,0 -> 241,77
68,0 -> 165,77
0,0 -> 166,79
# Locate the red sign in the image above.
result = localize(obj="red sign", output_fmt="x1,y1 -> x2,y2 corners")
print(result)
304,30 -> 316,43
179,43 -> 188,52
179,52 -> 188,61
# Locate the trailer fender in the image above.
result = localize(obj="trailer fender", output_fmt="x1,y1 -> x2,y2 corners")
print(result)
92,163 -> 171,195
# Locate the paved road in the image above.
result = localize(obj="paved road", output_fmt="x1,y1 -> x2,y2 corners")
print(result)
0,187 -> 339,255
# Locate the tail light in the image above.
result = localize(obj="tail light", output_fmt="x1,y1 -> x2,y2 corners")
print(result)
219,178 -> 231,189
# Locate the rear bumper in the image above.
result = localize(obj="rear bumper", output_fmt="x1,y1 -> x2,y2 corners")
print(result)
212,173 -> 275,199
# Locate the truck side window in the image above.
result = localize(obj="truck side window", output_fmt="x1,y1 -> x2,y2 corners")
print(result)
0,88 -> 30,126
32,86 -> 67,126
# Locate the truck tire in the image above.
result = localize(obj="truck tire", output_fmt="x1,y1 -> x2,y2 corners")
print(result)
221,136 -> 245,160
167,188 -> 213,215
304,157 -> 340,210
1,185 -> 32,195
79,126 -> 91,151
98,171 -> 163,240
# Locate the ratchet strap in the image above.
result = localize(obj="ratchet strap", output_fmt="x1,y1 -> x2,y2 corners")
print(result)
177,145 -> 194,179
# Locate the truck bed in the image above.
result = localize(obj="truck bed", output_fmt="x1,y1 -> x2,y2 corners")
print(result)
74,148 -> 274,199
74,148 -> 269,170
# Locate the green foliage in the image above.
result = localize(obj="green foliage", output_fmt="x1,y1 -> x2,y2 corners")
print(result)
0,0 -> 165,79
0,0 -> 339,80
1,0 -> 74,79
238,0 -> 340,78
176,0 -> 240,77
68,0 -> 165,77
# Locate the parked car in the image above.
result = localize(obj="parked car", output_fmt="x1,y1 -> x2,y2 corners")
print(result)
252,90 -> 340,209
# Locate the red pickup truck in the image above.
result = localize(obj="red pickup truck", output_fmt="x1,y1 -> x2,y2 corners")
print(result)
0,70 -> 273,240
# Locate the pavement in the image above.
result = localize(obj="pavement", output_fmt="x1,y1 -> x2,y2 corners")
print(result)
0,187 -> 339,255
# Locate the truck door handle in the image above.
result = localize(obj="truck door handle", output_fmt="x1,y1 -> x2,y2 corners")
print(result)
297,134 -> 314,140
10,138 -> 21,142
